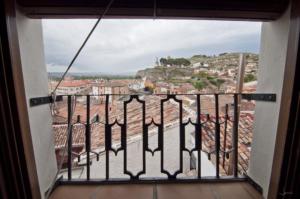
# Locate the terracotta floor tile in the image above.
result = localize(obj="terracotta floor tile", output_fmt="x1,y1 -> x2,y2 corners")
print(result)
157,183 -> 214,199
50,182 -> 263,199
50,184 -> 153,199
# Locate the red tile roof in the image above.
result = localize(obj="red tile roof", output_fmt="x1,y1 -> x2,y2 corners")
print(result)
59,80 -> 89,87
53,96 -> 188,151
53,124 -> 85,149
53,96 -> 254,176
200,112 -> 254,175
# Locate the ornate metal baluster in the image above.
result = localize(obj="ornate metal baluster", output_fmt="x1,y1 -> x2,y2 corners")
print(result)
233,94 -> 239,177
222,104 -> 229,169
161,95 -> 183,179
86,95 -> 91,180
141,97 -> 146,178
159,97 -> 164,177
145,119 -> 160,155
67,95 -> 73,180
215,94 -> 220,178
179,96 -> 184,179
123,95 -> 146,179
105,94 -> 110,180
123,96 -> 129,178
196,94 -> 202,178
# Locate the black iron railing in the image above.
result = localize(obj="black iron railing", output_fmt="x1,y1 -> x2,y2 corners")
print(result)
47,93 -> 276,184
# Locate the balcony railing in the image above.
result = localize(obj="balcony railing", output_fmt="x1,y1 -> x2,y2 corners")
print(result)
47,93 -> 275,187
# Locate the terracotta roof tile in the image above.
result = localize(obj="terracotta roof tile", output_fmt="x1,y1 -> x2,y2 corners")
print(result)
200,112 -> 254,175
59,80 -> 90,87
53,95 -> 254,176
53,96 -> 188,152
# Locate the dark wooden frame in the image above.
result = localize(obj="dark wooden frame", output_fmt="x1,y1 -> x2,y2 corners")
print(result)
16,0 -> 289,20
268,0 -> 300,198
0,0 -> 40,198
1,0 -> 299,199
275,1 -> 300,198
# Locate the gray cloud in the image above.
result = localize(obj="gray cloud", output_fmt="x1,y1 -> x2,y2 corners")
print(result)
42,19 -> 261,74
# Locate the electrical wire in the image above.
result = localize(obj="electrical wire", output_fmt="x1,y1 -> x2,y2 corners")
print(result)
46,0 -> 115,197
52,0 -> 115,94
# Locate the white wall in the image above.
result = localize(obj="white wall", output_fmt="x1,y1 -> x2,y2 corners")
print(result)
16,10 -> 57,198
248,7 -> 291,198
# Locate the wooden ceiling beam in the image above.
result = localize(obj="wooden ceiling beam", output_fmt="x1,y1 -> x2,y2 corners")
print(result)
17,0 -> 289,20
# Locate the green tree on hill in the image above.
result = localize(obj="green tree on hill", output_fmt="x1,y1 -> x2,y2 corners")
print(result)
159,57 -> 191,66
198,71 -> 208,78
160,58 -> 168,66
193,80 -> 208,91
244,74 -> 257,83
206,76 -> 215,80
209,78 -> 226,90
192,71 -> 209,80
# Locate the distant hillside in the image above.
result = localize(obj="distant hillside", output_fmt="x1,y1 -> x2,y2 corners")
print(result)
48,72 -> 135,80
136,52 -> 258,82
136,66 -> 193,82
190,52 -> 258,69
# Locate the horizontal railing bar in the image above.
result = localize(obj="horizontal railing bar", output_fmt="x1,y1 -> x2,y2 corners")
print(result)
57,93 -> 254,96
30,93 -> 276,107
241,93 -> 276,102
30,95 -> 63,107
57,176 -> 247,185
55,93 -> 277,99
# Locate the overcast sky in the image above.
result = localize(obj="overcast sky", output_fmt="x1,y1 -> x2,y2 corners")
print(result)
42,19 -> 261,74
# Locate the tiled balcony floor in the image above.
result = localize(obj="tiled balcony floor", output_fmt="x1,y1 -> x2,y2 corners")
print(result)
49,182 -> 263,199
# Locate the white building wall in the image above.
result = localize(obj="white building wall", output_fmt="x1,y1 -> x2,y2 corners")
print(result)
16,10 -> 57,198
92,86 -> 98,95
248,6 -> 291,198
57,86 -> 87,95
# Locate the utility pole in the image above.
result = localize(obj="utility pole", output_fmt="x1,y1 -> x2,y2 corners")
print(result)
228,53 -> 245,175
236,53 -> 246,96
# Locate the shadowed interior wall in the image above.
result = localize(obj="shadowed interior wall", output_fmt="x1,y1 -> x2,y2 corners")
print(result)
15,9 -> 57,198
248,5 -> 291,198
